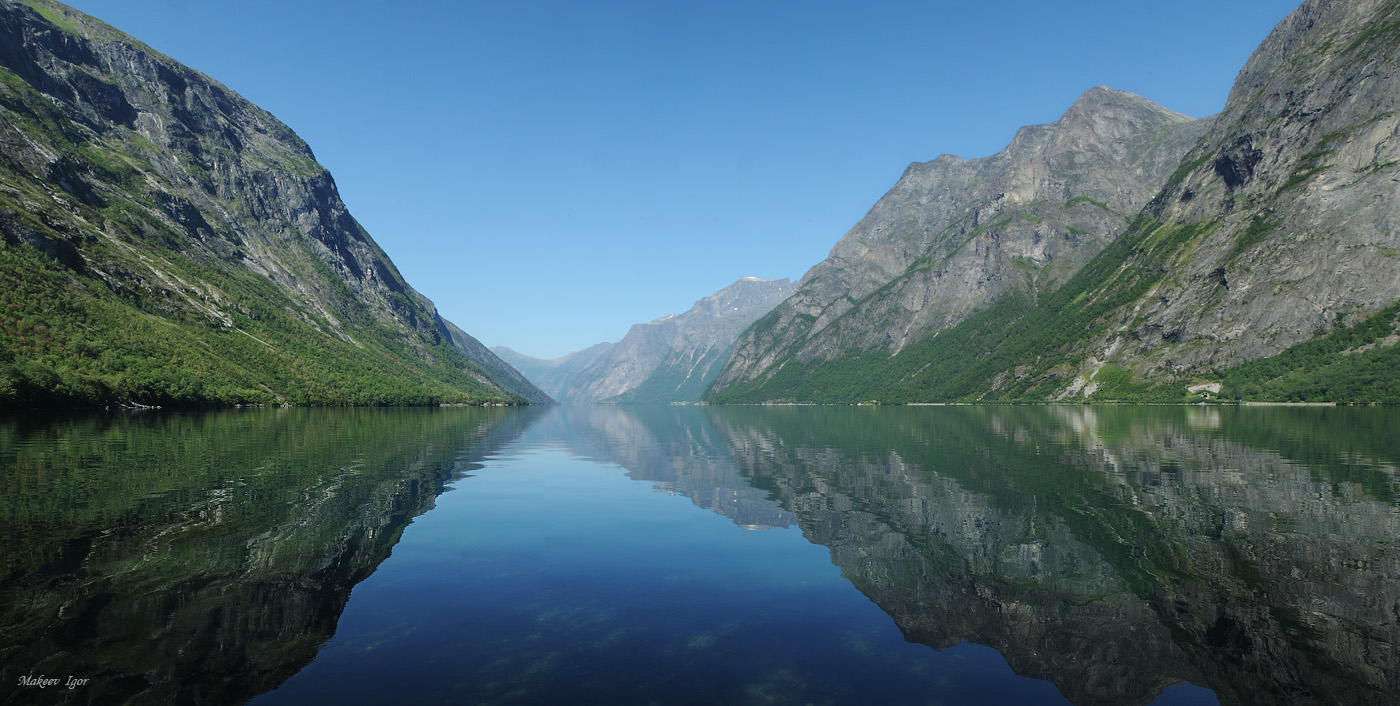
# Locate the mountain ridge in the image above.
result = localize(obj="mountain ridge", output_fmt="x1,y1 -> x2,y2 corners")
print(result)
708,0 -> 1400,405
1079,0 -> 1400,377
0,0 -> 547,407
500,276 -> 794,404
709,86 -> 1211,398
493,342 -> 614,403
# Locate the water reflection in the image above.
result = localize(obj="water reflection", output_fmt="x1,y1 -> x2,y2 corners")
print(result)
525,405 -> 795,530
3,404 -> 1398,706
0,407 -> 539,706
702,405 -> 1400,706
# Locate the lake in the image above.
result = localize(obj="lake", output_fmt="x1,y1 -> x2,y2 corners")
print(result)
2,405 -> 1397,705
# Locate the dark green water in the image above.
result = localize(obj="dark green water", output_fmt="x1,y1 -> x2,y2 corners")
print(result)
2,405 -> 1397,705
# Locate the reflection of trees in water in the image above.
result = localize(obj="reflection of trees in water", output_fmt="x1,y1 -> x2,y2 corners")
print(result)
703,405 -> 1400,706
0,407 -> 541,706
7,404 -> 1395,706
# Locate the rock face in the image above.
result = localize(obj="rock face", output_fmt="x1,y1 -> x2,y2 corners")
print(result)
708,0 -> 1400,404
709,88 -> 1209,396
0,0 -> 546,406
501,276 -> 795,404
1077,0 -> 1400,379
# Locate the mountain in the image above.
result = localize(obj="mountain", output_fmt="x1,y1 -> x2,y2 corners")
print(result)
708,87 -> 1211,401
442,321 -> 554,404
709,0 -> 1400,404
493,342 -> 614,403
1056,0 -> 1400,401
500,276 -> 795,404
0,0 -> 547,407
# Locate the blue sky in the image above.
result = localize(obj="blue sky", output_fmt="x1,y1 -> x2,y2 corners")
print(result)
64,0 -> 1300,360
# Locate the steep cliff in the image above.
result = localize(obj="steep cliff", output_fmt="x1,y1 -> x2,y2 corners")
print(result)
504,276 -> 795,404
0,0 -> 545,406
709,0 -> 1400,404
709,88 -> 1209,399
1064,0 -> 1400,399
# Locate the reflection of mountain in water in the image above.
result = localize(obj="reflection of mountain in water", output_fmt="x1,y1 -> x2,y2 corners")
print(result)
41,404 -> 1394,706
529,406 -> 795,530
704,405 -> 1400,706
0,407 -> 540,706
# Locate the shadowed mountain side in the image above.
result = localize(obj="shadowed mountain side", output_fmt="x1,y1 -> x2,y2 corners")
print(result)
442,320 -> 554,404
494,343 -> 614,404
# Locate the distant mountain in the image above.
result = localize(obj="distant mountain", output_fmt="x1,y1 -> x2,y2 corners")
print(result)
493,343 -> 613,403
710,0 -> 1400,404
0,0 -> 546,407
708,87 -> 1210,400
442,321 -> 554,405
499,276 -> 795,404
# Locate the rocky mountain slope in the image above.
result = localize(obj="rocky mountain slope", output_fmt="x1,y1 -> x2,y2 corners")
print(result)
708,87 -> 1210,399
0,0 -> 546,407
709,0 -> 1400,404
1061,0 -> 1400,398
501,276 -> 794,404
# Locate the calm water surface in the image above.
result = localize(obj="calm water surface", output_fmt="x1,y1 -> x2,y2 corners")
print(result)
2,405 -> 1398,705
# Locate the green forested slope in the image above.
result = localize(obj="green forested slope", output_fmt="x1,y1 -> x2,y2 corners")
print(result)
0,0 -> 538,407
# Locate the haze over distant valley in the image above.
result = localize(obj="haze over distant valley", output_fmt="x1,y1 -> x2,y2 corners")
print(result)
496,276 -> 794,404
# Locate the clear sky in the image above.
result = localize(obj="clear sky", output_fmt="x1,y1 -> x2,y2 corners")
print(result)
63,0 -> 1300,360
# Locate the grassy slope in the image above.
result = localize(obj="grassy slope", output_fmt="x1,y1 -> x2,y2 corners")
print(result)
710,211 -> 1400,405
0,241 -> 515,407
0,42 -> 517,408
709,216 -> 1216,404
